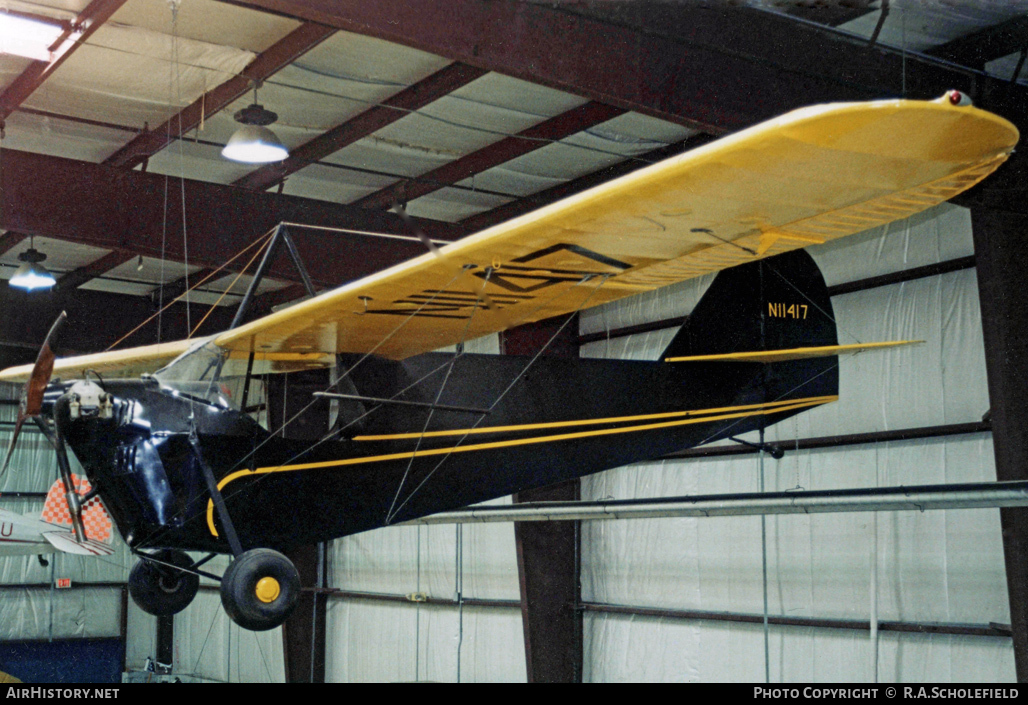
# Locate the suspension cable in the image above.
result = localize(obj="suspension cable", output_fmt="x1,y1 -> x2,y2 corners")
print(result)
105,229 -> 276,351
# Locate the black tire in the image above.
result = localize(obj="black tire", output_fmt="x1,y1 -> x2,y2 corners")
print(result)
220,548 -> 300,632
128,549 -> 199,616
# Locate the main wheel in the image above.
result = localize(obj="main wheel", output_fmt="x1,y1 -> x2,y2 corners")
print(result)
220,548 -> 300,631
128,549 -> 199,616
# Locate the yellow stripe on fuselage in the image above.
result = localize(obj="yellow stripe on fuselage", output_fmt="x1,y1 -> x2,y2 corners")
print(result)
205,394 -> 837,537
351,395 -> 838,441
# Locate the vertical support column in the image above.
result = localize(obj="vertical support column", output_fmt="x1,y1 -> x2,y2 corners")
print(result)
281,542 -> 327,683
971,206 -> 1028,681
268,369 -> 329,683
156,614 -> 174,674
503,315 -> 583,683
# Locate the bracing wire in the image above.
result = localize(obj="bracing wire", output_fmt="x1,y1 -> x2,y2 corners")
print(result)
128,268 -> 469,552
156,270 -> 607,537
130,248 -> 606,555
191,590 -> 221,677
251,626 -> 275,683
105,229 -> 275,351
188,237 -> 274,337
212,247 -> 602,488
386,274 -> 609,523
762,258 -> 865,346
385,268 -> 494,523
456,521 -> 464,683
171,2 -> 192,338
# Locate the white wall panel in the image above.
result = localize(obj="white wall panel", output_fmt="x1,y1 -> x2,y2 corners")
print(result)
326,600 -> 525,682
578,204 -> 1012,681
585,614 -> 1014,683
331,518 -> 520,602
172,590 -> 284,683
580,436 -> 1005,624
125,600 -> 157,672
0,385 -> 129,642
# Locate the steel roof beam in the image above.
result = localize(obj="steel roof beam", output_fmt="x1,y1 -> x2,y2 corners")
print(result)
0,0 -> 128,122
972,207 -> 1028,680
228,0 -> 1028,135
56,249 -> 135,291
0,232 -> 27,257
234,62 -> 488,191
0,281 -> 236,355
781,2 -> 876,28
152,268 -> 218,307
105,22 -> 335,169
0,148 -> 462,289
354,101 -> 625,211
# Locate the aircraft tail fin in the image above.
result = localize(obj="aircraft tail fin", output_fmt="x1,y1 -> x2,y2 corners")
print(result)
662,249 -> 839,361
41,531 -> 115,556
661,249 -> 840,409
40,474 -> 114,549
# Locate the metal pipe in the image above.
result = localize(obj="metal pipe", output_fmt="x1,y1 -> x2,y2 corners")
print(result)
261,584 -> 1012,640
578,602 -> 1011,639
280,226 -> 318,298
228,224 -> 283,331
668,421 -> 990,460
308,586 -> 519,611
404,480 -> 1028,525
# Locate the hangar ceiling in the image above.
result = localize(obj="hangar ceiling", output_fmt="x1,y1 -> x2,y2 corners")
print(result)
0,0 -> 1025,353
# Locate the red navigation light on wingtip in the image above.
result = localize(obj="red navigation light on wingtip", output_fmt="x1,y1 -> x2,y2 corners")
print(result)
947,90 -> 972,106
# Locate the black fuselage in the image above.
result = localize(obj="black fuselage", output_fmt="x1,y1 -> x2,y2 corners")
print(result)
52,349 -> 836,554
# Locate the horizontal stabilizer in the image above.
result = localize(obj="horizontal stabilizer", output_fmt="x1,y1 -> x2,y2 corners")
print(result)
665,340 -> 923,363
42,531 -> 114,556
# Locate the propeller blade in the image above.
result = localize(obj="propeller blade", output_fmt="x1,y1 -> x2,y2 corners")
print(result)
0,312 -> 67,477
24,311 -> 67,417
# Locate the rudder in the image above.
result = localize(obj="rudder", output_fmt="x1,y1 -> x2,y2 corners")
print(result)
662,249 -> 838,361
661,250 -> 840,420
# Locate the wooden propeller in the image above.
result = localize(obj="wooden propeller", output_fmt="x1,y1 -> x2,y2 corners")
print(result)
1,311 -> 67,476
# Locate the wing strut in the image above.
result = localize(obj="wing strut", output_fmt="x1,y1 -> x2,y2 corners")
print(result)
191,431 -> 243,557
226,223 -> 321,406
229,224 -> 319,330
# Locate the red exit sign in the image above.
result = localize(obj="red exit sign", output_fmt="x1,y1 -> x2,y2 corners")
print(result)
55,578 -> 71,589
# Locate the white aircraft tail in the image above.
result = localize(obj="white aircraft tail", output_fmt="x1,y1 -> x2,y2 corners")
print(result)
42,531 -> 114,556
38,474 -> 115,555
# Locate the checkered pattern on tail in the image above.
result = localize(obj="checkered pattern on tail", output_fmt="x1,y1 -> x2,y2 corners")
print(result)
42,474 -> 112,543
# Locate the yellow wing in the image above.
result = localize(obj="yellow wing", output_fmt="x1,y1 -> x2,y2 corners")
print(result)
0,95 -> 1016,384
0,340 -> 195,384
214,96 -> 1017,361
0,340 -> 333,384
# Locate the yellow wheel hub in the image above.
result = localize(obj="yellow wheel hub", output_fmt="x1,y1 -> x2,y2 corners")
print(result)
255,577 -> 281,604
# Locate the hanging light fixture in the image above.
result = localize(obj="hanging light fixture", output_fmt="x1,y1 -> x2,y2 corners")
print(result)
221,82 -> 288,164
9,238 -> 56,291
